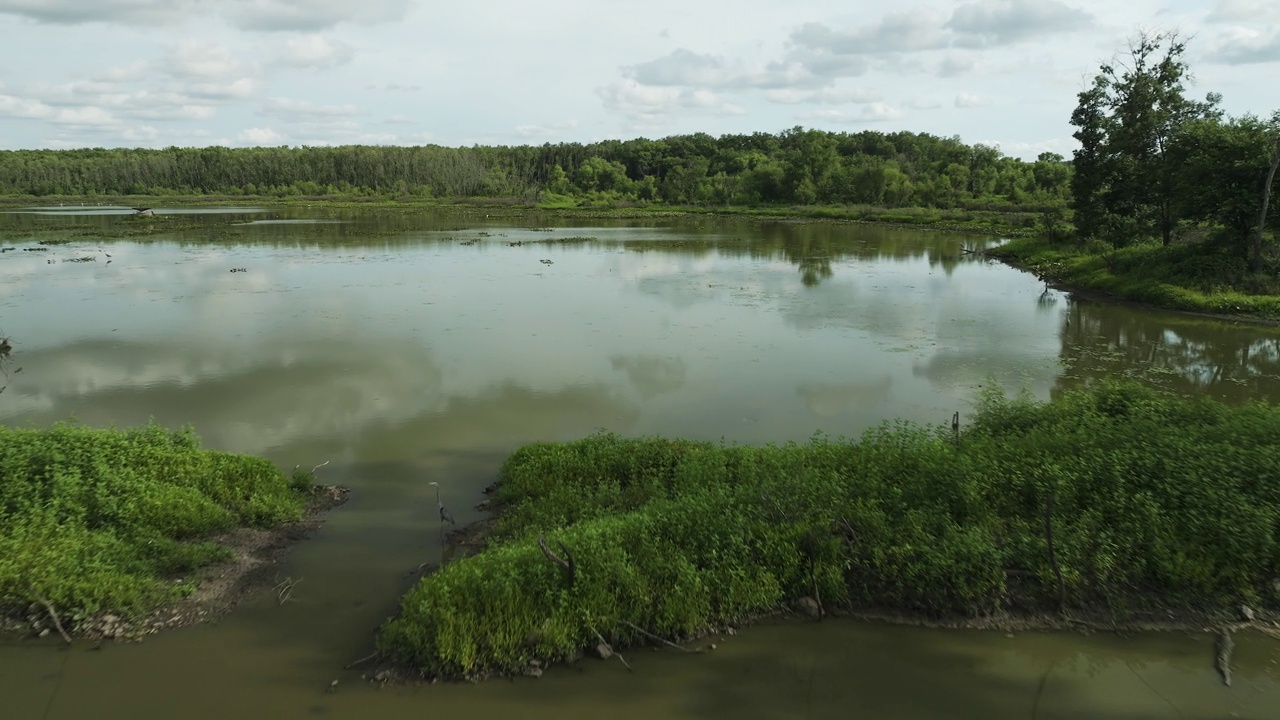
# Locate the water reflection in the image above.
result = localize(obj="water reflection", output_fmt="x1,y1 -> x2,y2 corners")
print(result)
1054,297 -> 1280,404
0,209 -> 1277,719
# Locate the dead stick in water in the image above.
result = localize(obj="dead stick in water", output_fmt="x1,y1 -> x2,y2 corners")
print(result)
29,588 -> 72,645
619,620 -> 699,653
344,651 -> 381,669
589,625 -> 632,672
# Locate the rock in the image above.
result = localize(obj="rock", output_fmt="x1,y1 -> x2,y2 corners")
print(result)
528,659 -> 542,668
1240,604 -> 1255,622
327,680 -> 338,693
523,665 -> 544,678
39,629 -> 50,638
373,670 -> 391,683
795,597 -> 821,618
102,614 -> 120,625
709,644 -> 717,650
594,642 -> 614,660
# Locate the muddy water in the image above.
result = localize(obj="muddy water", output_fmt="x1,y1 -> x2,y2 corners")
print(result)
0,207 -> 1277,719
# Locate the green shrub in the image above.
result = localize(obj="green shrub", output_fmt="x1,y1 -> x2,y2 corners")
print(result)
380,382 -> 1280,677
0,421 -> 305,620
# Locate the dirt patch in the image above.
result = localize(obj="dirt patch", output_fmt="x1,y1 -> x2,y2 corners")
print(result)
16,485 -> 350,644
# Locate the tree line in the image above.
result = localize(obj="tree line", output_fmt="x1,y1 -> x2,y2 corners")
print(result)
0,129 -> 1070,211
1069,31 -> 1280,271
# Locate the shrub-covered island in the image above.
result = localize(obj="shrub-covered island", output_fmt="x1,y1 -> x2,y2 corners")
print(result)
0,421 -> 336,640
378,382 -> 1280,679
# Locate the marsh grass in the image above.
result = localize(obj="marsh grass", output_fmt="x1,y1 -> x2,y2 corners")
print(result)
378,382 -> 1280,677
0,421 -> 308,624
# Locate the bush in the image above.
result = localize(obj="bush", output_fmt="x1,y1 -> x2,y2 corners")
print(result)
0,421 -> 306,620
378,382 -> 1280,677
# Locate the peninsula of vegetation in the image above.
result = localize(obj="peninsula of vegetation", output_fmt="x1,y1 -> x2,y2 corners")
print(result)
373,382 -> 1280,680
0,421 -> 344,641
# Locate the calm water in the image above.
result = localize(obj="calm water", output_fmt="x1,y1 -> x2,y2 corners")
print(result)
1,207 -> 1277,719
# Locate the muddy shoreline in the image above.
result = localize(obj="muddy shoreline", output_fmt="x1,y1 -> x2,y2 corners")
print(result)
4,484 -> 350,644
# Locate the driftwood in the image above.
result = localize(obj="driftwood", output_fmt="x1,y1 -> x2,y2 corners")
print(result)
29,587 -> 72,645
537,536 -> 576,587
619,620 -> 699,653
589,625 -> 631,671
344,651 -> 381,670
1215,628 -> 1234,687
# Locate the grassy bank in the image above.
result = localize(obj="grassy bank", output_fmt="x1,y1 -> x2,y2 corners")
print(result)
989,236 -> 1280,320
0,421 -> 313,629
377,382 -> 1280,679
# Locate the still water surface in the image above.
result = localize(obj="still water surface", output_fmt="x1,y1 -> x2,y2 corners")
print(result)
1,207 -> 1277,719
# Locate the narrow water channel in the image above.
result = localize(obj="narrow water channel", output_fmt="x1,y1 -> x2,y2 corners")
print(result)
1,207 -> 1277,719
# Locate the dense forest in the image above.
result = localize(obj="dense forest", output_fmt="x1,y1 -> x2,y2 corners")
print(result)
0,128 -> 1071,211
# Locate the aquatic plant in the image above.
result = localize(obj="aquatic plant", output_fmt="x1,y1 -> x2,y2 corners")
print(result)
379,382 -> 1280,677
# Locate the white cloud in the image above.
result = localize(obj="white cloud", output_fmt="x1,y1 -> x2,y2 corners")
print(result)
0,0 -> 412,30
0,93 -> 53,119
763,87 -> 882,104
596,79 -> 745,125
260,97 -> 359,121
166,41 -> 243,79
185,78 -> 259,102
236,126 -> 286,145
277,34 -> 355,68
1206,0 -> 1270,23
954,92 -> 989,108
624,49 -> 822,90
513,120 -> 579,138
797,103 -> 903,123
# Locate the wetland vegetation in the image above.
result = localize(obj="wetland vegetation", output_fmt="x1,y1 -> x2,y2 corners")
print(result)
378,382 -> 1280,679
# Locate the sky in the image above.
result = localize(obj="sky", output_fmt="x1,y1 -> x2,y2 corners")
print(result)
0,0 -> 1275,160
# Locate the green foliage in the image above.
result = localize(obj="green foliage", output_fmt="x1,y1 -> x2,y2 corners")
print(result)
0,421 -> 305,620
379,384 -> 1280,677
991,236 -> 1280,318
0,129 -> 1069,218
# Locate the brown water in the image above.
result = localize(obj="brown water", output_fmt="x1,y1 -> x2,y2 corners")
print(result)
1,207 -> 1277,719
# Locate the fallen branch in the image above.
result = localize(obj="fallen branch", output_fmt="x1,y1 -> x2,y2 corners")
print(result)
1215,628 -> 1233,687
344,650 -> 381,670
537,536 -> 576,587
29,587 -> 72,645
619,620 -> 698,653
271,576 -> 303,605
589,625 -> 632,672
311,460 -> 330,474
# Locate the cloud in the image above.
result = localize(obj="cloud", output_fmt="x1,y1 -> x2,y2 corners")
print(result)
166,41 -> 243,79
277,34 -> 355,68
1206,25 -> 1280,64
954,92 -> 989,108
790,10 -> 950,56
624,48 -> 822,90
0,0 -> 410,30
947,0 -> 1093,48
0,0 -> 196,25
936,55 -> 978,78
260,97 -> 359,122
228,0 -> 412,31
906,97 -> 943,110
1206,0 -> 1270,23
596,80 -> 745,125
763,87 -> 882,104
184,78 -> 259,102
513,120 -> 579,138
236,126 -> 286,145
796,103 -> 903,123
0,93 -> 53,119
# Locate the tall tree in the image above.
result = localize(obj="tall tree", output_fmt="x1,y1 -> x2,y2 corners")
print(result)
1070,31 -> 1219,246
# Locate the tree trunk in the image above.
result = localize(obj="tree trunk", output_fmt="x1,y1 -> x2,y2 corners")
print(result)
1253,151 -> 1280,274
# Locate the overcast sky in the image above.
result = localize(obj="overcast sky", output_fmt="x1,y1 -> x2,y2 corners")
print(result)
0,0 -> 1275,159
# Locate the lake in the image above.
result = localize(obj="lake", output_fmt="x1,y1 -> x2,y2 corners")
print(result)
1,206 -> 1277,719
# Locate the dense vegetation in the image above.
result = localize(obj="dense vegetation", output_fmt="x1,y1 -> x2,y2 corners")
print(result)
998,31 -> 1279,316
378,382 -> 1280,678
0,422 -> 311,625
0,128 -> 1070,213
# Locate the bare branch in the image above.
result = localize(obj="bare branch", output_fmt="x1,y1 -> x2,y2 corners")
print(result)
29,587 -> 72,645
537,536 -> 576,586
